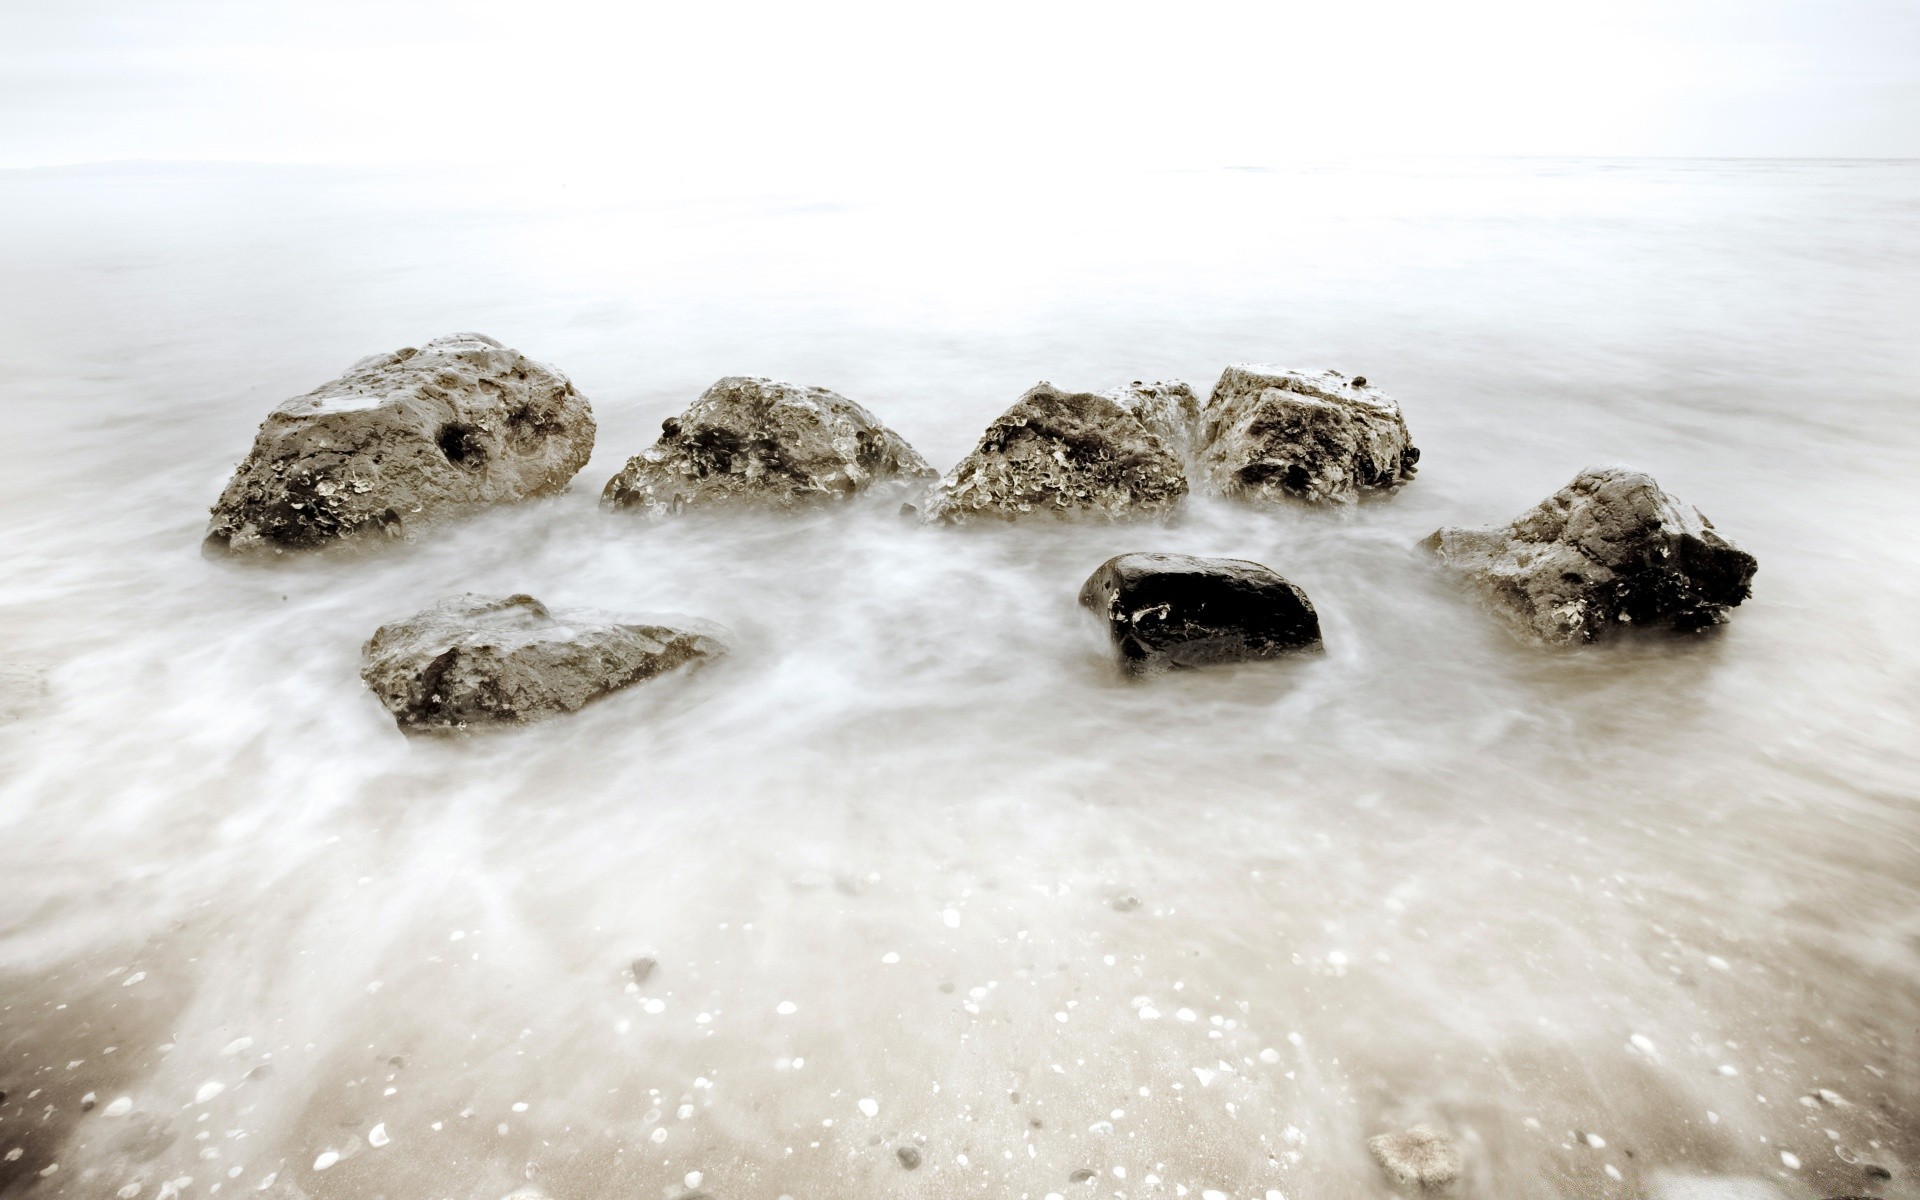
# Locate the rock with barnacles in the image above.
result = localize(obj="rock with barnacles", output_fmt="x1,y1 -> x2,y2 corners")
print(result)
1079,552 -> 1323,671
206,334 -> 594,553
1195,365 -> 1418,505
601,377 -> 932,517
921,383 -> 1187,523
1368,1124 -> 1461,1189
1423,466 -> 1757,646
361,594 -> 724,732
1103,380 -> 1203,462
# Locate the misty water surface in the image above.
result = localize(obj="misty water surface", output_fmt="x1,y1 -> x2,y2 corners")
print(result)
0,159 -> 1916,1200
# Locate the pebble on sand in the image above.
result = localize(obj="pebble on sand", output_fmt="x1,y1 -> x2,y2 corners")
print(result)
1368,1123 -> 1461,1188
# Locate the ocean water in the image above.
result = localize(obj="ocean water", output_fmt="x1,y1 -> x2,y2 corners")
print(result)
0,159 -> 1916,1200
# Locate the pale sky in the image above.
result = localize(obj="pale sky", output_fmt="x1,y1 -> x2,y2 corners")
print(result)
2,0 -> 1916,171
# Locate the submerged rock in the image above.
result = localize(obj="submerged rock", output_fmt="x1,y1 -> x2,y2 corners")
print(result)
1368,1124 -> 1461,1189
922,383 -> 1187,523
361,594 -> 724,732
1423,467 -> 1757,646
1195,365 -> 1418,505
207,334 -> 594,553
1078,552 -> 1323,671
601,377 -> 932,516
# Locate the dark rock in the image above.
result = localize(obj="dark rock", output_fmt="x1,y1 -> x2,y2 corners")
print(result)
1424,466 -> 1757,646
1070,1168 -> 1097,1183
361,594 -> 724,732
922,383 -> 1187,523
1078,552 -> 1323,671
1863,1166 -> 1894,1182
630,957 -> 657,984
207,334 -> 594,553
896,1145 -> 922,1170
601,377 -> 932,516
1195,365 -> 1417,505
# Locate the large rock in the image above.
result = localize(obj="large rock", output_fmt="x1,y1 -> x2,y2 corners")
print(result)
207,334 -> 594,553
601,377 -> 932,516
1424,467 -> 1757,646
1195,365 -> 1418,505
361,594 -> 724,732
921,383 -> 1187,523
1078,552 -> 1323,671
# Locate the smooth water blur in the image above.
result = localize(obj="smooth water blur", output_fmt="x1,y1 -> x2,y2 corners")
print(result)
0,160 -> 1917,1200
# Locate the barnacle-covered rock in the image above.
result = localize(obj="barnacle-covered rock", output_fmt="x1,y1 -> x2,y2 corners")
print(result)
361,594 -> 724,732
1195,365 -> 1417,505
601,377 -> 932,517
921,383 -> 1187,523
1424,467 -> 1757,646
206,334 -> 594,553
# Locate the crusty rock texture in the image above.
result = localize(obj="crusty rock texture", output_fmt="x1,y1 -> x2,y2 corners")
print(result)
360,594 -> 725,732
601,377 -> 932,517
1368,1124 -> 1461,1189
921,383 -> 1187,523
1424,467 -> 1757,646
207,334 -> 594,553
1195,365 -> 1418,505
1103,380 -> 1203,463
1079,552 -> 1323,672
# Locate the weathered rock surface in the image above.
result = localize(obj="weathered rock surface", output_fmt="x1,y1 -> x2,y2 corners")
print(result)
1103,380 -> 1203,463
1423,466 -> 1757,646
601,377 -> 932,516
1195,365 -> 1418,505
207,334 -> 594,553
1368,1124 -> 1461,1189
921,383 -> 1187,523
1078,552 -> 1323,671
361,594 -> 724,732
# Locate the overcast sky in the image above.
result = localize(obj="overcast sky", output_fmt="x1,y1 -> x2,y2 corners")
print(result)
2,0 -> 1916,171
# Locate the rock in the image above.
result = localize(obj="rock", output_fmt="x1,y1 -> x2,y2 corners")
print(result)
1078,553 -> 1323,671
601,377 -> 932,516
1194,365 -> 1418,504
1423,467 -> 1757,646
630,957 -> 657,984
922,383 -> 1187,523
1367,1124 -> 1460,1189
1103,380 -> 1203,462
360,594 -> 724,732
207,334 -> 594,553
0,664 -> 48,722
896,1145 -> 922,1170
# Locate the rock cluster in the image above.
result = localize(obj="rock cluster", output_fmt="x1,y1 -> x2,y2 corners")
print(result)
1079,553 -> 1323,671
602,376 -> 932,517
920,383 -> 1187,523
195,337 -> 1762,733
1194,365 -> 1419,505
360,593 -> 724,732
1424,466 -> 1757,646
207,334 -> 594,553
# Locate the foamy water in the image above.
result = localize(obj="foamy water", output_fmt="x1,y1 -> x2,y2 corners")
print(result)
1,159 -> 1917,1200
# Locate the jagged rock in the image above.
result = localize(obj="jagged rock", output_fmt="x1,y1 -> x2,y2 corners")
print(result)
361,594 -> 724,732
1078,552 -> 1323,671
207,334 -> 594,553
1103,380 -> 1203,462
1195,365 -> 1418,505
601,377 -> 932,516
1368,1124 -> 1460,1189
922,383 -> 1187,523
1423,467 -> 1757,646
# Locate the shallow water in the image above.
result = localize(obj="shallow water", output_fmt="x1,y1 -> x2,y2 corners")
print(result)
1,159 -> 1917,1200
